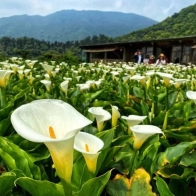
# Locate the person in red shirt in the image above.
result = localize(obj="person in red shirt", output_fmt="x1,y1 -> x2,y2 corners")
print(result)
148,55 -> 155,64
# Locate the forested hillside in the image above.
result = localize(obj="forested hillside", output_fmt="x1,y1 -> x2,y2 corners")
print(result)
115,3 -> 196,41
0,34 -> 113,61
0,10 -> 157,42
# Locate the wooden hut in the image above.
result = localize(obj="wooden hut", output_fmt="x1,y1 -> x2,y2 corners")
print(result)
80,35 -> 196,64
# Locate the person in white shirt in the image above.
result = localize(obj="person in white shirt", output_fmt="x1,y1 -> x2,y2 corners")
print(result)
143,55 -> 149,64
133,51 -> 143,64
155,53 -> 166,65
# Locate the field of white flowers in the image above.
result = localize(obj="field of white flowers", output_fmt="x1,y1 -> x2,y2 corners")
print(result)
1,57 -> 196,196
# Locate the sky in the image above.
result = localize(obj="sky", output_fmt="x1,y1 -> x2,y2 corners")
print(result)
0,0 -> 195,22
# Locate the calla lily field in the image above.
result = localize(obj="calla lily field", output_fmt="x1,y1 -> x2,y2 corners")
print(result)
1,58 -> 196,195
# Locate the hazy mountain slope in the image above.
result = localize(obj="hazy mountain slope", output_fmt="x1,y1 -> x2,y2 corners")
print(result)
0,10 -> 157,42
115,3 -> 196,41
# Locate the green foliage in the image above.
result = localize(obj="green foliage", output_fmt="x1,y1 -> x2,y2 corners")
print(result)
116,4 -> 196,41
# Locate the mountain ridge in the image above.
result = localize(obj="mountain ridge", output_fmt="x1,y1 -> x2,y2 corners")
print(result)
0,10 -> 157,42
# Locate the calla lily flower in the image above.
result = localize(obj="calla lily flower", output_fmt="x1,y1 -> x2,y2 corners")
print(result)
41,63 -> 53,75
157,72 -> 173,87
94,81 -> 101,88
11,99 -> 92,187
121,115 -> 147,134
60,80 -> 69,97
123,75 -> 130,83
51,70 -> 57,77
27,75 -> 35,85
186,90 -> 196,104
76,76 -> 82,82
88,107 -> 111,132
130,75 -> 146,87
125,66 -> 135,75
130,125 -> 163,149
86,80 -> 96,89
24,69 -> 31,76
0,70 -> 14,88
17,70 -> 24,80
77,83 -> 90,91
111,105 -> 121,127
41,80 -> 51,92
10,64 -> 19,73
74,132 -> 104,174
172,78 -> 187,89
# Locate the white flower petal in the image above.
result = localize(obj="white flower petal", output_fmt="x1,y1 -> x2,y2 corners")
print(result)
11,99 -> 92,143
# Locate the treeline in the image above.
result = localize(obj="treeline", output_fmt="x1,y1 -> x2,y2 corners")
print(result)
0,34 -> 113,62
116,3 -> 196,41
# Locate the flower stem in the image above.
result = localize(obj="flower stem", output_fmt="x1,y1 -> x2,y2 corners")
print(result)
129,149 -> 139,177
61,179 -> 72,196
0,87 -> 7,109
166,87 -> 169,110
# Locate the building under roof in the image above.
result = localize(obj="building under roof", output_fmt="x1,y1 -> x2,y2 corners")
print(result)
80,35 -> 196,64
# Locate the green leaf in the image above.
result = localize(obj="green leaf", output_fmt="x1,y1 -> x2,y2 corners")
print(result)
156,141 -> 196,169
15,177 -> 64,196
0,136 -> 41,179
180,150 -> 196,167
107,168 -> 156,196
132,86 -> 144,98
96,128 -> 115,149
155,176 -> 174,196
74,170 -> 112,196
72,155 -> 92,192
0,172 -> 17,195
157,165 -> 194,179
0,102 -> 14,119
111,135 -> 133,147
99,146 -> 124,173
0,170 -> 25,196
168,179 -> 189,196
168,91 -> 178,109
183,101 -> 192,121
0,117 -> 11,136
138,142 -> 161,175
140,100 -> 149,116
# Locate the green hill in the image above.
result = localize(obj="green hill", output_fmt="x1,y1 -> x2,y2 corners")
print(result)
0,10 -> 157,42
115,3 -> 196,41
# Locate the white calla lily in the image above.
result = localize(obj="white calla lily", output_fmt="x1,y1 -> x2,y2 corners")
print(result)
24,69 -> 31,76
74,132 -> 104,174
130,125 -> 163,149
130,75 -> 146,86
0,70 -> 14,87
157,72 -> 173,87
11,99 -> 92,191
41,80 -> 51,91
172,78 -> 187,89
60,80 -> 69,97
186,90 -> 196,104
41,63 -> 53,75
111,105 -> 121,127
121,115 -> 147,134
27,75 -> 35,85
17,70 -> 24,80
51,70 -> 57,77
88,107 -> 111,132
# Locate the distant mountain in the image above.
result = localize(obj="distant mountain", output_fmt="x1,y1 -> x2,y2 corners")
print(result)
0,10 -> 157,42
115,3 -> 196,41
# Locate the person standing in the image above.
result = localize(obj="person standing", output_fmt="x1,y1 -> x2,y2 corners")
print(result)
143,55 -> 149,64
155,53 -> 166,65
133,50 -> 143,64
148,55 -> 155,64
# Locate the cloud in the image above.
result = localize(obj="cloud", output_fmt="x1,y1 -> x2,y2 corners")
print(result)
0,0 -> 195,21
